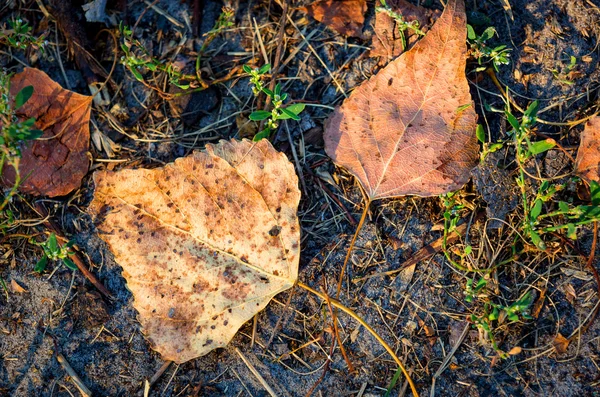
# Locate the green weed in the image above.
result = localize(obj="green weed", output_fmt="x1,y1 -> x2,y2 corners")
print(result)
0,70 -> 42,227
0,18 -> 47,52
34,233 -> 77,273
467,25 -> 510,71
375,0 -> 425,50
244,64 -> 305,141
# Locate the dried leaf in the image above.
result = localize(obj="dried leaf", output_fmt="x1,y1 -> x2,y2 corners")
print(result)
507,346 -> 522,355
89,139 -> 300,363
10,279 -> 28,293
2,68 -> 92,197
325,0 -> 478,200
371,0 -> 440,61
574,116 -> 600,182
304,0 -> 367,37
553,333 -> 570,354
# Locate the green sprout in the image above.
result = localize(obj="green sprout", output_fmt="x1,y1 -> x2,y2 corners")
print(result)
35,233 -> 77,273
244,64 -> 305,141
467,25 -> 510,71
0,71 -> 43,221
376,0 -> 425,50
0,18 -> 47,52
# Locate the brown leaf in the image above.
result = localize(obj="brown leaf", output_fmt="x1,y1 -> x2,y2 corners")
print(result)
10,279 -> 28,293
553,333 -> 570,354
574,116 -> 600,182
88,139 -> 300,363
324,0 -> 478,200
371,0 -> 441,61
304,0 -> 367,37
2,68 -> 92,197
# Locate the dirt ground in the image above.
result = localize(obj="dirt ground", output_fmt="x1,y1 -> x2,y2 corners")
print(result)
1,0 -> 600,396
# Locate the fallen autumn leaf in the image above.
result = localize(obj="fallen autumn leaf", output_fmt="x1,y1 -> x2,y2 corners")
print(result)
88,139 -> 300,363
325,0 -> 478,200
575,116 -> 600,182
303,0 -> 367,37
1,68 -> 92,197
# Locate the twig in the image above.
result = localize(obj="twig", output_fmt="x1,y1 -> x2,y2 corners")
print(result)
430,322 -> 469,397
56,353 -> 93,397
34,202 -> 112,299
235,347 -> 278,397
321,284 -> 354,373
297,281 -> 419,397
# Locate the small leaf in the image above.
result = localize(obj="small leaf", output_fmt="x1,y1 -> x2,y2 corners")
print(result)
529,230 -> 545,250
274,83 -> 281,96
476,124 -> 485,143
131,68 -> 144,81
249,110 -> 271,121
481,26 -> 496,41
34,256 -> 48,273
529,139 -> 556,155
14,85 -> 33,109
286,103 -> 305,115
508,346 -> 522,356
242,65 -> 252,74
530,199 -> 542,220
62,257 -> 78,271
467,24 -> 476,40
590,180 -> 600,206
506,111 -> 520,131
258,64 -> 271,74
48,233 -> 58,253
567,223 -> 577,240
253,128 -> 272,141
280,108 -> 301,121
558,201 -> 569,213
262,88 -> 274,97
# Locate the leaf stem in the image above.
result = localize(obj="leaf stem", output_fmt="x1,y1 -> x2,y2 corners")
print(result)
336,199 -> 371,299
297,281 -> 419,397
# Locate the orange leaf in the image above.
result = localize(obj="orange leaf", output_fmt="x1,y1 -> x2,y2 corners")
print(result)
304,0 -> 367,37
88,139 -> 300,363
324,0 -> 478,200
574,116 -> 600,182
2,68 -> 92,197
553,333 -> 570,354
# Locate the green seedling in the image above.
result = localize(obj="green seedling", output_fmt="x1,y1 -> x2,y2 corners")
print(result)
0,18 -> 47,51
375,0 -> 425,50
552,56 -> 578,85
506,100 -> 556,249
469,287 -> 533,358
120,7 -> 234,92
476,124 -> 504,162
0,71 -> 42,224
35,233 -> 77,273
467,25 -> 510,71
244,64 -> 305,141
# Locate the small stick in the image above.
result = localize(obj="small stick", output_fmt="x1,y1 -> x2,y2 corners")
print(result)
56,353 -> 93,397
321,284 -> 354,373
34,202 -> 112,299
297,281 -> 419,397
235,347 -> 278,397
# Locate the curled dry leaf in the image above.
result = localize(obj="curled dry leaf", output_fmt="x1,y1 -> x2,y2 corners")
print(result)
325,0 -> 478,200
574,116 -> 600,182
552,333 -> 570,354
1,68 -> 92,197
371,0 -> 441,61
89,139 -> 300,363
303,0 -> 367,37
